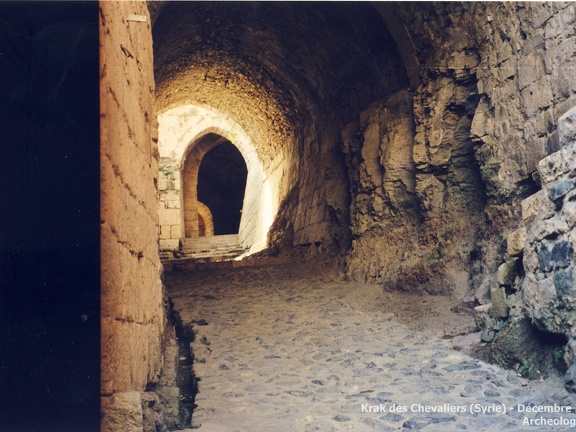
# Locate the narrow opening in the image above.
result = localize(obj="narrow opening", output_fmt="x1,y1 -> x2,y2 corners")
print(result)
181,134 -> 248,239
197,141 -> 248,235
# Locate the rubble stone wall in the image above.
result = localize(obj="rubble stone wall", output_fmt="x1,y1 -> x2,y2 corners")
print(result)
520,107 -> 576,369
473,106 -> 576,386
343,2 -> 576,303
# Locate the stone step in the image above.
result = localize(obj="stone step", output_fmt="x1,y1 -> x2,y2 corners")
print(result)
178,234 -> 248,261
182,249 -> 246,260
183,234 -> 239,246
182,235 -> 242,254
163,256 -> 293,272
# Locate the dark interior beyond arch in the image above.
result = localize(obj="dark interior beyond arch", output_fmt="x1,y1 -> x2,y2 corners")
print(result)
197,140 -> 248,235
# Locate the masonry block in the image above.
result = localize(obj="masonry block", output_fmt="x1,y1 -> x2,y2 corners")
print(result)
170,225 -> 181,239
507,227 -> 527,257
559,106 -> 576,148
555,265 -> 575,297
101,392 -> 143,432
538,148 -> 567,184
158,178 -> 169,191
159,225 -> 171,240
490,286 -> 509,318
546,178 -> 575,202
159,208 -> 180,226
521,190 -> 554,222
160,239 -> 179,251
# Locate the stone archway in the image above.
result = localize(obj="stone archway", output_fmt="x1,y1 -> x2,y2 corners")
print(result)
197,202 -> 214,237
157,104 -> 278,254
98,3 -> 576,431
181,134 -> 248,238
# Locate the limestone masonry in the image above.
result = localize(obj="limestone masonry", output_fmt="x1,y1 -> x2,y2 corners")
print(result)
100,2 -> 576,430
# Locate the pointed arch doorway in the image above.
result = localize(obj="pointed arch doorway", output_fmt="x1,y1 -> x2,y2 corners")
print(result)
182,134 -> 248,238
157,104 -> 279,256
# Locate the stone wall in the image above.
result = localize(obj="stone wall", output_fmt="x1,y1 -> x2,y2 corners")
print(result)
100,1 -> 166,429
471,107 -> 576,386
343,2 -> 576,303
520,107 -> 576,386
522,108 -> 576,334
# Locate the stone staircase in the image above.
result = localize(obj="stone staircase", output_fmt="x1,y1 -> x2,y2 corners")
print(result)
181,234 -> 247,260
160,233 -> 294,271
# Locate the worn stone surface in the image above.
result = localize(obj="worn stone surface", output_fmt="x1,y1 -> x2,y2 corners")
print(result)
507,228 -> 527,257
559,106 -> 576,148
166,264 -> 574,431
101,392 -> 144,432
100,0 -> 167,421
522,140 -> 576,336
490,286 -> 509,319
144,332 -> 183,431
141,391 -> 169,432
490,317 -> 565,380
522,190 -> 555,223
496,258 -> 521,288
342,77 -> 484,297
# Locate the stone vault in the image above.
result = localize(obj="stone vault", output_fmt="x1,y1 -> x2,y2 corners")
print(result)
100,1 -> 576,429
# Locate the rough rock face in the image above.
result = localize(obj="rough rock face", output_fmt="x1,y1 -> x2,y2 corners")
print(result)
472,107 -> 576,386
343,74 -> 484,297
343,2 -> 576,305
520,108 -> 576,381
342,91 -> 420,288
488,317 -> 566,379
336,3 -> 576,386
469,2 -> 576,297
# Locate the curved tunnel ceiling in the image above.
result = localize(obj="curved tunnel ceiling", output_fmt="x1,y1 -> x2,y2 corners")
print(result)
152,2 -> 409,169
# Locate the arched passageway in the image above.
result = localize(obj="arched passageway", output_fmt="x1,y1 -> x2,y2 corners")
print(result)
181,133 -> 248,238
154,2 -> 408,257
157,105 -> 275,253
197,140 -> 247,235
151,0 -> 576,395
98,2 -> 576,431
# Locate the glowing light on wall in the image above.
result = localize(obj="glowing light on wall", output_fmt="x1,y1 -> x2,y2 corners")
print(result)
157,104 -> 277,254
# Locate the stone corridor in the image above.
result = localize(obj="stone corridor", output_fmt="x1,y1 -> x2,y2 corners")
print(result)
98,2 -> 576,431
166,263 -> 575,432
4,2 -> 576,431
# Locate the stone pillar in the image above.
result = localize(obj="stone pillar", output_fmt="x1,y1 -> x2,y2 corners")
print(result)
100,0 -> 166,428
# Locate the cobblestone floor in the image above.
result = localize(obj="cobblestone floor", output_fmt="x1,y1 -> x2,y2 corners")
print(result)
165,263 -> 575,432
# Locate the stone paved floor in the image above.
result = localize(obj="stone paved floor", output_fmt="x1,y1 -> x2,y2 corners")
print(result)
165,263 -> 575,432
